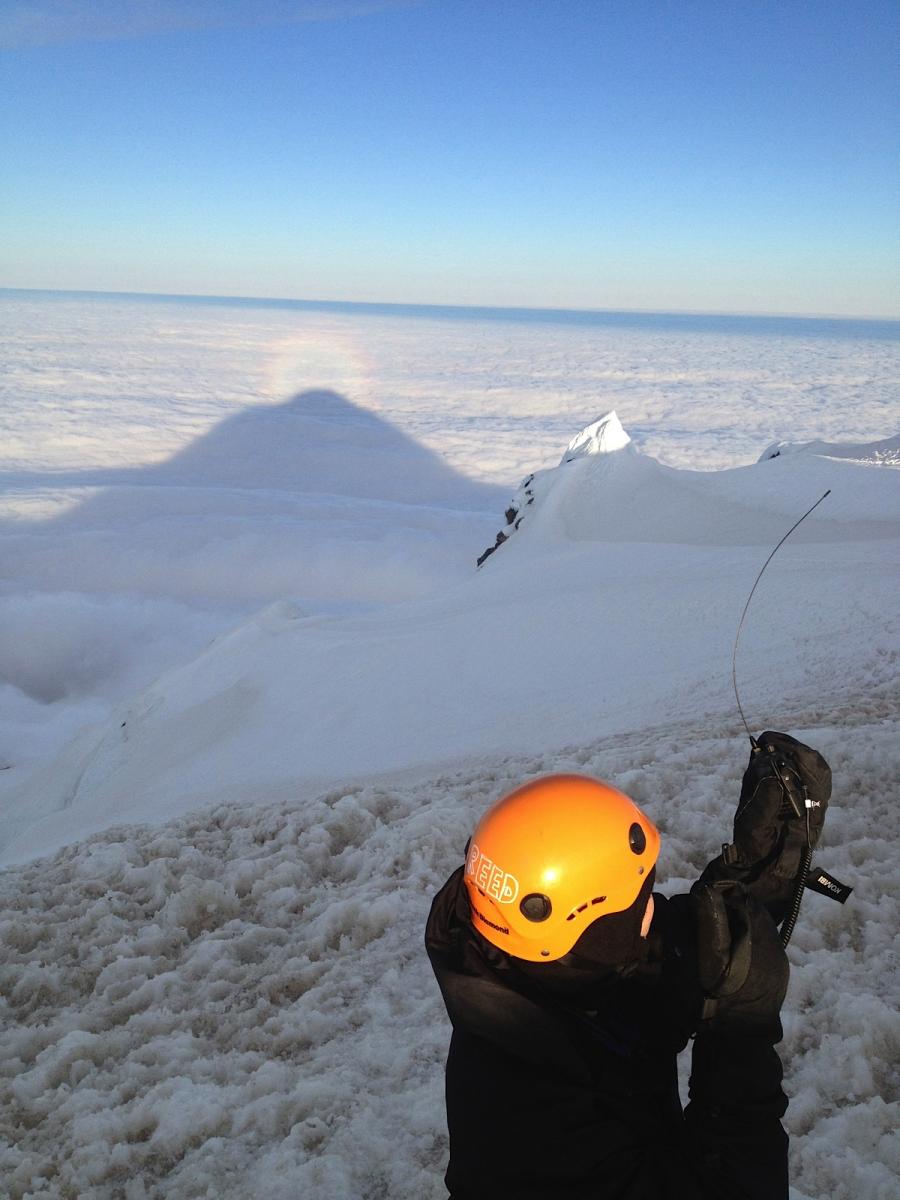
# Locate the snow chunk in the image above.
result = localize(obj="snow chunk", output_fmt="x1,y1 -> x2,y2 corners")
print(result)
561,411 -> 632,463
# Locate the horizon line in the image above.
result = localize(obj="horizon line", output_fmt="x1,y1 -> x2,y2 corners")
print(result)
2,285 -> 899,328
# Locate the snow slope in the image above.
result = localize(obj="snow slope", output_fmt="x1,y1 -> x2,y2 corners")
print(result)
1,296 -> 898,1198
1,710 -> 897,1199
0,388 -> 502,828
2,415 -> 897,866
2,415 -> 897,1196
3,292 -> 897,824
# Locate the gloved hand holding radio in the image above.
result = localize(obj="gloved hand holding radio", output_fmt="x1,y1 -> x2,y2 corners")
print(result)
700,731 -> 831,924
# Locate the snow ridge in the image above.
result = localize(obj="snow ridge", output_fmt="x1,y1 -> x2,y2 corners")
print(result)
760,433 -> 900,467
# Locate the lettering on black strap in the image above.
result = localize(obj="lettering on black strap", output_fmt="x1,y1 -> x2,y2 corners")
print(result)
805,868 -> 853,904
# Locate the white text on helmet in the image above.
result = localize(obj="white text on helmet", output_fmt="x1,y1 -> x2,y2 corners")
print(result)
465,842 -> 519,904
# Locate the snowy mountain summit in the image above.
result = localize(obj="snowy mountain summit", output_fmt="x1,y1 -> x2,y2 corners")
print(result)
561,410 -> 633,461
477,410 -> 633,564
477,413 -> 900,567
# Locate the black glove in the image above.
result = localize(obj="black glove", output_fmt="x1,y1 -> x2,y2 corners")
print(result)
701,731 -> 831,923
735,731 -> 830,852
690,878 -> 789,1031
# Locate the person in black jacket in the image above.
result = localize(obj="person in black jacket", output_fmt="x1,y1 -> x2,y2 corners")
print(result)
425,732 -> 831,1200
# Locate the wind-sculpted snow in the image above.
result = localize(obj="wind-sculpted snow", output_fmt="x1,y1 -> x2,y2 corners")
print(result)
1,707 -> 897,1198
760,434 -> 900,468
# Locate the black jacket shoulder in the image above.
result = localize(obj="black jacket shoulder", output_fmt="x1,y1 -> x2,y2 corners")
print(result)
426,867 -> 788,1200
425,868 -> 700,1199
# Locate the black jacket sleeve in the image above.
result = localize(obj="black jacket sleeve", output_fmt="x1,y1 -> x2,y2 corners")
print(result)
684,1029 -> 789,1200
681,883 -> 790,1200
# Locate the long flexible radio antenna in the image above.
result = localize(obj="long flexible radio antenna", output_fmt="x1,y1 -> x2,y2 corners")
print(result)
732,489 -> 831,744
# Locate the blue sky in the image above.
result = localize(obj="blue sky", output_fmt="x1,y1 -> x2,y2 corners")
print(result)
2,0 -> 898,316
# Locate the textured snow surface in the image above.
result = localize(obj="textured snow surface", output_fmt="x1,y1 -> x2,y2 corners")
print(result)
1,708 -> 897,1199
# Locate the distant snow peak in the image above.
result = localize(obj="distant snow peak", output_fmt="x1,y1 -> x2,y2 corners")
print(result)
561,411 -> 632,464
477,412 -> 636,566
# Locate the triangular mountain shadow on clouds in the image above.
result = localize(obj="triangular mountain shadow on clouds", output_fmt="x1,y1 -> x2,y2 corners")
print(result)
0,390 -> 506,639
5,390 -> 503,519
147,389 -> 501,509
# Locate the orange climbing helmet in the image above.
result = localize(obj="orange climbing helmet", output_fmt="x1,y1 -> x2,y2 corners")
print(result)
463,773 -> 660,962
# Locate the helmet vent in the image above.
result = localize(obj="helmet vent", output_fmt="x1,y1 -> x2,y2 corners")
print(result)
566,895 -> 607,922
520,893 -> 552,922
629,823 -> 647,854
